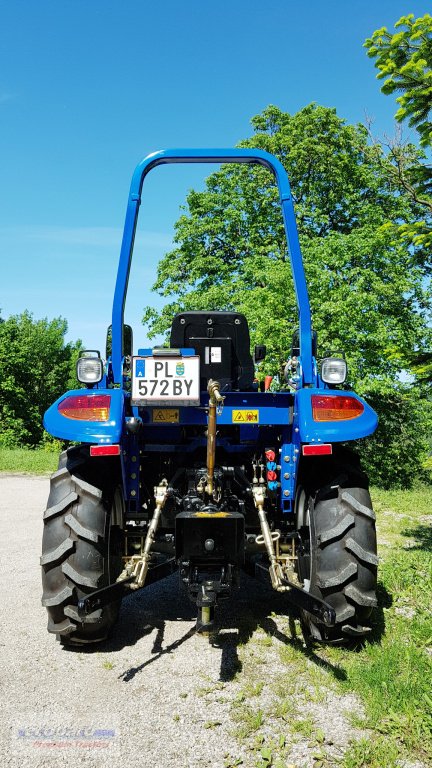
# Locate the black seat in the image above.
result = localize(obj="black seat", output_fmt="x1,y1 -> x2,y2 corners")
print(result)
170,311 -> 255,391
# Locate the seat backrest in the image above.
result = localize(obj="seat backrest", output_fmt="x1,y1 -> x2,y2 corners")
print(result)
170,311 -> 255,391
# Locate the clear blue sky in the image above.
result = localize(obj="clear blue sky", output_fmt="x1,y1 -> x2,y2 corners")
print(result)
1,0 -> 429,352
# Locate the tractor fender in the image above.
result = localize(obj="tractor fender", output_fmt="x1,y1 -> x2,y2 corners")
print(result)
294,388 -> 378,444
43,388 -> 125,444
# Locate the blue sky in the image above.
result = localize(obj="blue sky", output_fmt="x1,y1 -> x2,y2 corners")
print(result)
1,0 -> 429,352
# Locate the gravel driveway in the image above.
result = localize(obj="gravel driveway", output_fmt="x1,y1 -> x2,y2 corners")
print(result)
1,474 -> 375,768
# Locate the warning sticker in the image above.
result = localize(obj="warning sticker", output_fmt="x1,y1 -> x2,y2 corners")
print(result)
210,346 -> 222,363
232,410 -> 259,424
152,409 -> 180,423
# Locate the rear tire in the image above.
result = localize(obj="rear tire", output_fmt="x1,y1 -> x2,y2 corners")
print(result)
41,445 -> 124,646
297,458 -> 378,644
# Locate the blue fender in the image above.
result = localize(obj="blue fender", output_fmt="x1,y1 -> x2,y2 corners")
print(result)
295,388 -> 378,443
43,389 -> 125,444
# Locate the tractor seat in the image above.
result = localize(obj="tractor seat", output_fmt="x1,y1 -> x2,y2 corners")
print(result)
170,311 -> 255,391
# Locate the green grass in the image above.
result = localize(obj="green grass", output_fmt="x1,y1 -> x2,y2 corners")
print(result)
223,485 -> 431,767
231,706 -> 265,739
339,736 -> 401,768
322,485 -> 432,763
0,447 -> 59,474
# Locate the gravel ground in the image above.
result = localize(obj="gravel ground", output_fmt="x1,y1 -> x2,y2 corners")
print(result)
0,474 -> 396,768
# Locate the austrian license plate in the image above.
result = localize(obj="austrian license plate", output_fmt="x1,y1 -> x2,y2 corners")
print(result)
131,356 -> 200,406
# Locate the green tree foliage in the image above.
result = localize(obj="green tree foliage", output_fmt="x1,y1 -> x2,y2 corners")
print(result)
364,13 -> 432,147
0,311 -> 80,447
356,382 -> 431,489
143,104 -> 431,486
365,14 -> 432,383
144,104 -> 430,383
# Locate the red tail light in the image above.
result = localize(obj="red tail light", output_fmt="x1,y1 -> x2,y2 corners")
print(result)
312,395 -> 364,422
302,444 -> 332,456
58,394 -> 111,421
90,444 -> 120,456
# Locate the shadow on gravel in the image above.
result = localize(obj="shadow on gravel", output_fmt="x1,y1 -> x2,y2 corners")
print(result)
61,573 -> 197,658
118,625 -> 197,681
65,571 -> 386,684
112,571 -> 329,684
212,578 -> 349,683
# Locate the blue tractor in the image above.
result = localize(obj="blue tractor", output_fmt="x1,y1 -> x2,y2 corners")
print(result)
42,149 -> 378,646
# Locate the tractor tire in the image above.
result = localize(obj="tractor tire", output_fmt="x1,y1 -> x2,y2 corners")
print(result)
297,458 -> 378,644
41,445 -> 124,646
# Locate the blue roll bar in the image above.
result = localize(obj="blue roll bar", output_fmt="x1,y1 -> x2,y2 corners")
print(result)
111,148 -> 313,385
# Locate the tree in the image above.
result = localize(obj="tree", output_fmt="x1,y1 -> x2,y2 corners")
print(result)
357,381 -> 432,489
142,104 -> 431,486
0,312 -> 80,447
144,105 -> 430,381
364,13 -> 432,147
365,14 -> 432,382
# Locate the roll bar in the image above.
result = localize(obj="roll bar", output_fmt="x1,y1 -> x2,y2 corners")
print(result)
112,148 -> 313,384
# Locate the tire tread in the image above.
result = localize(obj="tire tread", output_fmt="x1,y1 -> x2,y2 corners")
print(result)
319,514 -> 355,544
345,536 -> 379,566
43,491 -> 78,520
341,490 -> 376,521
40,537 -> 74,566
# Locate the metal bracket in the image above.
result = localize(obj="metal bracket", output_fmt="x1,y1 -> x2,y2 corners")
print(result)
121,432 -> 140,506
254,561 -> 336,626
77,558 -> 176,615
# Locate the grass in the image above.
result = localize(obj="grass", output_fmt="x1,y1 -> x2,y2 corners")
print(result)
339,737 -> 401,768
0,447 -> 59,474
203,720 -> 223,729
315,485 -> 432,764
222,485 -> 431,767
232,706 -> 265,739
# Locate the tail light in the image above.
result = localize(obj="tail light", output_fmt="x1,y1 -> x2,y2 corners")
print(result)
90,444 -> 120,456
312,395 -> 364,422
302,444 -> 333,455
58,394 -> 111,421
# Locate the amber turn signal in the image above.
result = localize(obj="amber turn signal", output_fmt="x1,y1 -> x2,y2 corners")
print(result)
58,394 -> 111,421
312,395 -> 364,422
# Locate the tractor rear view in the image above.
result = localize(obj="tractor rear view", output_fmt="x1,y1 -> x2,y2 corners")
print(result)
41,149 -> 378,646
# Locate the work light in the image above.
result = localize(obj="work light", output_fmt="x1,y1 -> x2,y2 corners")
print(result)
76,354 -> 103,384
321,357 -> 347,385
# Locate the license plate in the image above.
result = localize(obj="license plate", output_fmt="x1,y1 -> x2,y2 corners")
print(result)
131,356 -> 200,406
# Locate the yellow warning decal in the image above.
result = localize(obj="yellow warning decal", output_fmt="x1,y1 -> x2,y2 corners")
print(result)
152,409 -> 180,423
232,409 -> 259,424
